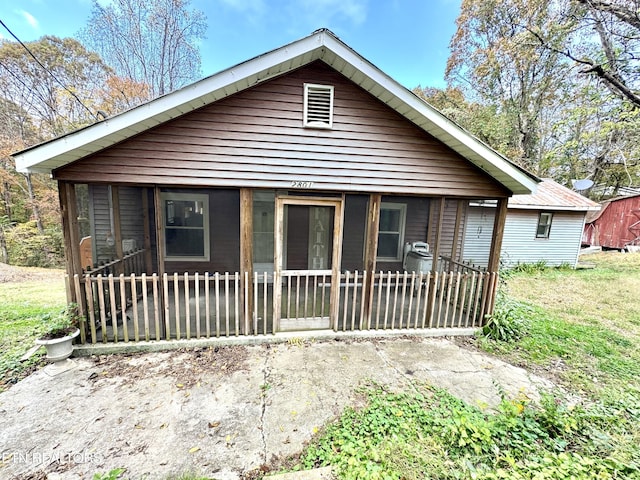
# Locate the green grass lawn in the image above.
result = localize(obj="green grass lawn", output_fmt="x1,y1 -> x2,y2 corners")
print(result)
2,256 -> 640,479
285,252 -> 640,480
0,272 -> 66,392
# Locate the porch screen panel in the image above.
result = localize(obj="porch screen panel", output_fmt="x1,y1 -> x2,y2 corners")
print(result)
253,191 -> 275,269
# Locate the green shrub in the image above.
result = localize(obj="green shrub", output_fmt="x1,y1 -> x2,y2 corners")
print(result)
5,222 -> 63,267
482,294 -> 532,342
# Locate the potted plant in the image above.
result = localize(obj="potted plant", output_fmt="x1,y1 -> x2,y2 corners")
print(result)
35,304 -> 81,375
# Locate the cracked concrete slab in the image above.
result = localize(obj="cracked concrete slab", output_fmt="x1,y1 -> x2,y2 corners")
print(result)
0,337 -> 553,479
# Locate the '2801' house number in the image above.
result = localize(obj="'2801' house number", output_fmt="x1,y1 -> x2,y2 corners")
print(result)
291,181 -> 314,188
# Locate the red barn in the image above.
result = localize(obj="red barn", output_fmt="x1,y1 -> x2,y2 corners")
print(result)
583,194 -> 640,250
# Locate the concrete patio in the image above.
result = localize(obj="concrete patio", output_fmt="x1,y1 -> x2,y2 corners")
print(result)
0,337 -> 553,480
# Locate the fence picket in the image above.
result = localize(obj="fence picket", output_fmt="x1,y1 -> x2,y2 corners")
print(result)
184,272 -> 190,340
107,275 -> 118,343
205,273 -> 211,338
96,275 -> 108,343
140,274 -> 149,341
77,267 -> 495,345
131,273 -> 139,341
195,273 -> 200,339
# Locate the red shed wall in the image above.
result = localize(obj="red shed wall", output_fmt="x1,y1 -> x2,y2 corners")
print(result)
588,196 -> 640,249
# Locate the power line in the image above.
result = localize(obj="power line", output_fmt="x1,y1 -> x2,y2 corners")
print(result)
0,18 -> 96,119
0,60 -> 77,128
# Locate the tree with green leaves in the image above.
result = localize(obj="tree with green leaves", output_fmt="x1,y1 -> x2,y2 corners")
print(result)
446,0 -> 572,174
0,36 -> 111,138
81,0 -> 207,98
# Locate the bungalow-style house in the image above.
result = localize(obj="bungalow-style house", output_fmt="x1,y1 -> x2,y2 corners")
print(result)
464,179 -> 600,268
583,194 -> 640,251
13,29 -> 538,345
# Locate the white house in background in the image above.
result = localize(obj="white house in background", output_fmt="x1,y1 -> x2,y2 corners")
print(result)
464,179 -> 600,268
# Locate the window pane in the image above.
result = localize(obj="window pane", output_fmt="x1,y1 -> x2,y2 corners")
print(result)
165,200 -> 204,227
536,213 -> 552,238
379,209 -> 401,232
378,233 -> 400,258
165,228 -> 204,257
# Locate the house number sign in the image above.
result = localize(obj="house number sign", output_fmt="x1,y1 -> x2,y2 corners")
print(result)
291,181 -> 314,188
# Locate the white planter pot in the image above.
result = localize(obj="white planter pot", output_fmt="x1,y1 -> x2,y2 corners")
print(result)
35,329 -> 80,363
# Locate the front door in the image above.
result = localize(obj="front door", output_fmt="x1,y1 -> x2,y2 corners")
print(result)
274,196 -> 344,332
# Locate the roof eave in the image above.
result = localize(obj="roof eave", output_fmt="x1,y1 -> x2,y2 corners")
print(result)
14,34 -> 327,174
14,29 -> 538,195
508,205 -> 601,212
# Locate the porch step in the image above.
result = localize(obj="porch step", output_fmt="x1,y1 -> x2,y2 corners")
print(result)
266,466 -> 334,479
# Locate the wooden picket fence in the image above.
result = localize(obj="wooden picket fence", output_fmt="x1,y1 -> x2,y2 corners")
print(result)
68,269 -> 498,344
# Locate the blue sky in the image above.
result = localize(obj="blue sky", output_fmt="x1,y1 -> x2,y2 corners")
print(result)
0,0 -> 461,89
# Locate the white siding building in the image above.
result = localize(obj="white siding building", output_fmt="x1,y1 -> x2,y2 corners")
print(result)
464,179 -> 600,268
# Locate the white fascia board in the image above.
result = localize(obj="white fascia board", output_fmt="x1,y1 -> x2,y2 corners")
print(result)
319,33 -> 538,195
508,204 -> 601,212
15,28 -> 538,196
14,34 -> 326,174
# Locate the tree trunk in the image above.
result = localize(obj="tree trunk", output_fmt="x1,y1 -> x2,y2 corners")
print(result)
2,181 -> 11,221
0,224 -> 8,264
25,173 -> 44,234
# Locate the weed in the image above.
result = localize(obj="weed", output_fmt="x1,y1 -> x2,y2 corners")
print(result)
294,384 -> 640,480
93,468 -> 126,480
482,293 -> 532,342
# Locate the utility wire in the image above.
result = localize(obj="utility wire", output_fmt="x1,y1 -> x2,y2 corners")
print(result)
0,18 -> 96,119
0,60 -> 77,128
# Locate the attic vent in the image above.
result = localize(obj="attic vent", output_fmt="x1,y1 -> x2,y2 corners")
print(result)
304,83 -> 334,128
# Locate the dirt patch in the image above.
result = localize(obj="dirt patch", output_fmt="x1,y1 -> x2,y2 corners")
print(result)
89,345 -> 251,389
0,263 -> 64,283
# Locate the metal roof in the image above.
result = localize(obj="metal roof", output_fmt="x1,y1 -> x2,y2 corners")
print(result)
508,178 -> 600,211
13,29 -> 538,195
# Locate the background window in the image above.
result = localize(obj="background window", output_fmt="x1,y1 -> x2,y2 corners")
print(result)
536,212 -> 553,239
377,203 -> 406,261
162,193 -> 210,261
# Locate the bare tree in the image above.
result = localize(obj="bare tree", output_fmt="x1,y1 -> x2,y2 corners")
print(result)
529,0 -> 640,108
81,0 -> 207,98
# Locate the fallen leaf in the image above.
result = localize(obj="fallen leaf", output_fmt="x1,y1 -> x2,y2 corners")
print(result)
208,421 -> 220,428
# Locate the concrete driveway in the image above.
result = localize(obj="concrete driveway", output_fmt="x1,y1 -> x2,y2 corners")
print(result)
0,337 -> 552,480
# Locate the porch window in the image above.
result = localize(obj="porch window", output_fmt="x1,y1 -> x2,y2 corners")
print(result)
162,193 -> 210,261
536,212 -> 553,239
377,203 -> 406,261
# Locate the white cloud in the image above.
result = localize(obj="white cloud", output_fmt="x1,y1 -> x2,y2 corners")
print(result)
16,10 -> 40,29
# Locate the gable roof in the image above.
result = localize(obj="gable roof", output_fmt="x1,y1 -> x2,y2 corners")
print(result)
508,178 -> 600,212
586,192 -> 640,223
13,29 -> 538,195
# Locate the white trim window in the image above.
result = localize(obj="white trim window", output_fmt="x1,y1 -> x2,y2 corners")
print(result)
303,83 -> 334,128
162,192 -> 210,261
377,203 -> 407,261
536,212 -> 553,239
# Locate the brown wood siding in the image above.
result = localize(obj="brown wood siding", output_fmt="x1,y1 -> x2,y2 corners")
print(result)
164,189 -> 240,273
55,62 -> 509,198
